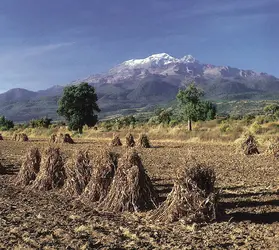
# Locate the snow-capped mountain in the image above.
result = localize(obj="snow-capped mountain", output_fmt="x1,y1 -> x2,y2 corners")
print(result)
1,53 -> 279,121
78,53 -> 276,87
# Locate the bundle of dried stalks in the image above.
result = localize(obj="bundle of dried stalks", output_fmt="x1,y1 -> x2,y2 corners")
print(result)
64,150 -> 92,196
138,133 -> 151,148
0,134 -> 3,140
0,162 -> 5,174
98,150 -> 158,212
110,133 -> 122,147
49,133 -> 74,144
241,134 -> 259,155
81,150 -> 118,203
266,137 -> 279,158
15,147 -> 41,185
125,133 -> 135,147
13,133 -> 29,142
152,160 -> 218,223
31,147 -> 66,191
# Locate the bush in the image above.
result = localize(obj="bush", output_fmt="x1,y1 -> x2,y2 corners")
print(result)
249,122 -> 262,134
29,117 -> 52,128
219,122 -> 231,133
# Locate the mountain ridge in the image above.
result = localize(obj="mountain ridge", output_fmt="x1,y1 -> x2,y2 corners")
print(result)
1,53 -> 279,121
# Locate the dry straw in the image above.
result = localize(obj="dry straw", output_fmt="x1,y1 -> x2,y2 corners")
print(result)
125,133 -> 135,147
152,159 -> 218,223
31,147 -> 66,191
15,147 -> 41,185
49,133 -> 74,144
110,133 -> 122,147
241,134 -> 259,155
64,150 -> 92,196
13,133 -> 29,142
138,133 -> 151,148
81,150 -> 118,203
0,162 -> 5,174
266,137 -> 279,158
98,150 -> 158,212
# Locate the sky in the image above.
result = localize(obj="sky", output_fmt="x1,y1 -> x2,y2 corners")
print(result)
0,0 -> 278,93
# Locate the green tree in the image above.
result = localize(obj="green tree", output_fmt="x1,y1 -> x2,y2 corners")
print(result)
176,82 -> 216,131
176,82 -> 204,131
0,116 -> 14,131
57,82 -> 100,133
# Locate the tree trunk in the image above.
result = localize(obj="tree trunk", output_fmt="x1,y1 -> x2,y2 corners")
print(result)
188,119 -> 192,131
78,127 -> 83,134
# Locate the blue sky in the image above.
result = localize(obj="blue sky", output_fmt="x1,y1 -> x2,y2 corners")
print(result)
0,0 -> 278,93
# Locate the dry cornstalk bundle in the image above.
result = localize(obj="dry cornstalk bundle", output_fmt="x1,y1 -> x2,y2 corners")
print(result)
31,147 -> 66,191
13,133 -> 29,142
125,133 -> 135,147
15,147 -> 41,185
266,137 -> 279,158
81,150 -> 118,203
64,150 -> 92,196
138,133 -> 151,148
49,133 -> 74,144
151,161 -> 218,223
0,162 -> 5,174
110,133 -> 122,147
98,150 -> 158,212
0,134 -> 3,140
241,134 -> 259,155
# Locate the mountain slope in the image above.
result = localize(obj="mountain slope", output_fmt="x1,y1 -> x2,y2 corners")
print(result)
1,53 -> 279,121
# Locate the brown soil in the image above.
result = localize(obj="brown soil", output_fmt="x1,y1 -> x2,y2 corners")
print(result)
0,139 -> 279,249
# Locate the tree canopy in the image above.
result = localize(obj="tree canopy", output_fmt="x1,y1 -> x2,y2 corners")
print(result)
57,82 -> 100,133
0,116 -> 14,131
176,82 -> 216,130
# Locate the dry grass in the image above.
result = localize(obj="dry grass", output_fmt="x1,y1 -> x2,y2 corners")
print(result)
64,150 -> 92,196
98,150 -> 158,212
152,159 -> 218,223
81,150 -> 118,203
31,147 -> 66,191
15,147 -> 41,185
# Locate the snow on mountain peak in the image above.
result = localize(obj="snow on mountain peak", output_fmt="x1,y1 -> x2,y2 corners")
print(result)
123,53 -> 197,68
180,55 -> 197,63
